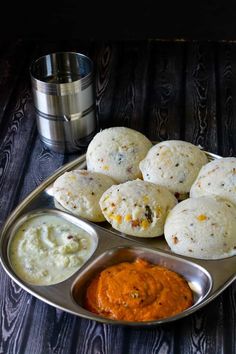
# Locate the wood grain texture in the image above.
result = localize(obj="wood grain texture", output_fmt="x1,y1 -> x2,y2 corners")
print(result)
16,138 -> 65,203
221,284 -> 236,353
174,296 -> 225,354
216,42 -> 236,156
93,42 -> 120,129
94,41 -> 153,133
109,41 -> 151,132
0,277 -> 32,354
126,325 -> 175,354
145,41 -> 186,141
0,39 -> 236,354
0,82 -> 36,229
184,42 -> 218,153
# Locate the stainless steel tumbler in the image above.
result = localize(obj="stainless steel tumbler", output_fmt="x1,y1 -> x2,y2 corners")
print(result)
30,52 -> 97,153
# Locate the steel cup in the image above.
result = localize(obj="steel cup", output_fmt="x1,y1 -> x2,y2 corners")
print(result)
30,52 -> 97,153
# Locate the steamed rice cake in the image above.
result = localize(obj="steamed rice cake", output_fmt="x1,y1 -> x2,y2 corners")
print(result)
190,157 -> 236,206
86,127 -> 153,183
99,179 -> 177,237
139,140 -> 208,199
164,195 -> 236,259
53,169 -> 115,222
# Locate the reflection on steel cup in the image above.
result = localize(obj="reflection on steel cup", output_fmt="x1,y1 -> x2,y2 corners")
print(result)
30,52 -> 98,153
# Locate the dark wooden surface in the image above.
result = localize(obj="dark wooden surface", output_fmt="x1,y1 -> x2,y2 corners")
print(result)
3,1 -> 236,41
1,39 -> 236,354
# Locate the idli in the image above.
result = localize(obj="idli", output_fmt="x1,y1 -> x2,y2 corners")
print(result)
86,126 -> 153,183
53,170 -> 115,222
190,157 -> 236,206
164,195 -> 236,259
99,179 -> 177,237
139,140 -> 208,199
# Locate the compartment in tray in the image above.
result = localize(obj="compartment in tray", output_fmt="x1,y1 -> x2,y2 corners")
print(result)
71,245 -> 212,324
4,208 -> 98,286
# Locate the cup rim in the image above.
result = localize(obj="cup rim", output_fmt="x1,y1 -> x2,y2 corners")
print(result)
29,51 -> 94,85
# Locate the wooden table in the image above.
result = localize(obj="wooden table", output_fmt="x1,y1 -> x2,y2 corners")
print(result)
1,39 -> 236,354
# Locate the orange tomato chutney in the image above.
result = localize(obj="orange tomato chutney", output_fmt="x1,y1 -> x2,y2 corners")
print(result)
84,258 -> 193,322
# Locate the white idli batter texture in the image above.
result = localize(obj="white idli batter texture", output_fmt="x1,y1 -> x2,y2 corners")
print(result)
139,140 -> 208,200
99,179 -> 177,237
190,157 -> 236,206
86,127 -> 153,183
164,195 -> 236,259
53,169 -> 115,222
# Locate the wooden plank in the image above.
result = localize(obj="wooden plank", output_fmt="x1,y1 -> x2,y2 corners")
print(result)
92,41 -> 120,130
175,296 -> 225,354
184,42 -> 218,153
0,82 -> 36,228
221,284 -> 236,353
100,41 -> 151,132
144,40 -> 186,141
15,138 -> 66,203
126,326 -> 175,353
215,42 -> 236,156
71,321 -> 126,354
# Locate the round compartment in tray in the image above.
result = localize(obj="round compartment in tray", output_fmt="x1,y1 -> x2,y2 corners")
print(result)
71,245 -> 212,325
6,208 -> 98,286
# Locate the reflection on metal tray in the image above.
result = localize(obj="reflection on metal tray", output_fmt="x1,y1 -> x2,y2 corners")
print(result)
1,150 -> 236,327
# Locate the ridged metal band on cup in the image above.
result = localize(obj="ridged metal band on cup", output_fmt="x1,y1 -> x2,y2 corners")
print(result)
40,130 -> 95,145
35,105 -> 95,121
81,74 -> 94,90
39,129 -> 96,152
31,73 -> 94,96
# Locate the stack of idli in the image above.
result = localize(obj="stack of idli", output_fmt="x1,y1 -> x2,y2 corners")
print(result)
52,125 -> 236,261
53,126 -> 153,223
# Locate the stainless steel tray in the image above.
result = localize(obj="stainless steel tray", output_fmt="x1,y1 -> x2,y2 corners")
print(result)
1,150 -> 236,327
